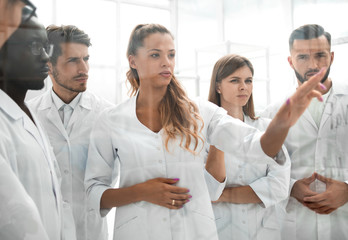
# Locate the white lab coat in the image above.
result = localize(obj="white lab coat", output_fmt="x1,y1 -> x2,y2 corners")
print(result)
85,96 -> 286,240
210,116 -> 290,240
28,90 -> 113,240
261,81 -> 348,240
0,158 -> 49,240
0,89 -> 62,240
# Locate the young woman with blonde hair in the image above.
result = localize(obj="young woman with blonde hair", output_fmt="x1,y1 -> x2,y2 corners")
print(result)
85,24 -> 327,240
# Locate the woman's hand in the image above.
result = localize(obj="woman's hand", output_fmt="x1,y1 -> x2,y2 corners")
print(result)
137,178 -> 191,209
261,67 -> 326,158
277,67 -> 326,128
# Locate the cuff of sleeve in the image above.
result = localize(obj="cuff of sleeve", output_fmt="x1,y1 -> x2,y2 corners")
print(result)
289,178 -> 297,195
90,186 -> 112,218
249,182 -> 268,208
204,169 -> 226,201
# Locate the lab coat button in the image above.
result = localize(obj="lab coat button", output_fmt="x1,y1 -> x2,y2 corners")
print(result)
239,175 -> 242,179
156,146 -> 161,150
242,221 -> 246,224
163,218 -> 167,222
64,170 -> 69,174
159,160 -> 162,163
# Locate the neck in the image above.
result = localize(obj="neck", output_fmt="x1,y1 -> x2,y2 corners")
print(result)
0,81 -> 35,123
221,102 -> 244,121
52,85 -> 79,104
1,81 -> 27,107
136,85 -> 167,110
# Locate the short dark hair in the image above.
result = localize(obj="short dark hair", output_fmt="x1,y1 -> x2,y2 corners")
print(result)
289,24 -> 331,50
46,25 -> 91,65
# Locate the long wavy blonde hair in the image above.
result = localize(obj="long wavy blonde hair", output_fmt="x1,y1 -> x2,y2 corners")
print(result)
126,24 -> 204,154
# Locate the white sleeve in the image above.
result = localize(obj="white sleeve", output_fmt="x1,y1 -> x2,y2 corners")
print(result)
85,110 -> 119,218
204,168 -> 226,201
199,100 -> 285,165
249,145 -> 291,208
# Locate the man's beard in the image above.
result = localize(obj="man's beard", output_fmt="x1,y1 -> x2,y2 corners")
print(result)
294,65 -> 331,84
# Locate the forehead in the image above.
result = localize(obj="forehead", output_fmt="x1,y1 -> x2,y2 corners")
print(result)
60,42 -> 89,57
141,33 -> 174,49
291,35 -> 330,54
10,16 -> 47,42
223,66 -> 253,79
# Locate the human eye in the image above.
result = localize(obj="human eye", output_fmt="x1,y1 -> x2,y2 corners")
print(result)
83,56 -> 90,62
229,78 -> 238,83
169,52 -> 175,58
316,52 -> 327,58
245,78 -> 253,84
67,58 -> 78,63
150,53 -> 160,58
297,55 -> 308,60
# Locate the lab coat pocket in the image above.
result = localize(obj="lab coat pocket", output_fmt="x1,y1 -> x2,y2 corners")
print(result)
280,198 -> 297,240
212,203 -> 229,235
113,204 -> 148,240
258,206 -> 279,230
256,206 -> 281,240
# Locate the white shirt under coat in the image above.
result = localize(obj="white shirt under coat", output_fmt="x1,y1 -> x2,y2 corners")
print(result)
261,81 -> 348,240
28,89 -> 113,240
210,115 -> 290,240
0,89 -> 62,240
85,96 -> 286,240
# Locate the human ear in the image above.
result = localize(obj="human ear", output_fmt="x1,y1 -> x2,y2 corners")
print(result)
128,55 -> 137,69
216,84 -> 221,94
287,56 -> 294,69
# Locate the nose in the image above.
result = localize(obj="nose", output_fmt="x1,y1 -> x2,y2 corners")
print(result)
40,48 -> 49,63
239,81 -> 246,90
78,60 -> 89,74
161,55 -> 171,67
308,55 -> 319,70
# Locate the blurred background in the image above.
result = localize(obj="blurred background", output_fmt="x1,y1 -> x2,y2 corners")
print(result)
26,0 -> 348,114
25,0 -> 348,238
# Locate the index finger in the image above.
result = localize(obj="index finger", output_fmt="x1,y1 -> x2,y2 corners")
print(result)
298,67 -> 326,94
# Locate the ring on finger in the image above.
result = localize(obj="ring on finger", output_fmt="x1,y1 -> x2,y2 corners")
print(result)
171,199 -> 175,206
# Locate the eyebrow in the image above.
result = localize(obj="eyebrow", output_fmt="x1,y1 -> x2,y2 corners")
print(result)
147,48 -> 175,52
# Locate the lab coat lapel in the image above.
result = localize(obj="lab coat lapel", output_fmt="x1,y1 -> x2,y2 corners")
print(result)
302,109 -> 318,130
38,93 -> 69,140
68,92 -> 92,128
320,93 -> 337,130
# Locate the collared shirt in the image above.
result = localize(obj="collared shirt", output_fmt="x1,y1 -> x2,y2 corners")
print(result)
85,96 -> 285,240
28,89 -> 113,240
261,80 -> 348,240
51,89 -> 81,127
0,89 -> 62,240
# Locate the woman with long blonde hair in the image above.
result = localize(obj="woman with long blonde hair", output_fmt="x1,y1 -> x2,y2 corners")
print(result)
85,24 -> 326,240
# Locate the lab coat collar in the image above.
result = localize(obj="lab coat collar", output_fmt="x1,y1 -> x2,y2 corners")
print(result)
0,89 -> 25,121
331,80 -> 348,96
78,91 -> 93,110
38,89 -> 93,111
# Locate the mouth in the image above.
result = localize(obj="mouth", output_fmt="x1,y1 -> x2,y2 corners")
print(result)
159,71 -> 172,78
305,71 -> 319,78
40,65 -> 49,74
74,76 -> 88,82
237,95 -> 248,98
